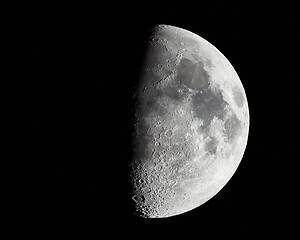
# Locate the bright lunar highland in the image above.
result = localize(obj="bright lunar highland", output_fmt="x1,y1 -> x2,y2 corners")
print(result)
130,25 -> 249,218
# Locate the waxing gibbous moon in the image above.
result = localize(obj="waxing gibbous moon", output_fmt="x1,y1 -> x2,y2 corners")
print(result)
130,24 -> 249,218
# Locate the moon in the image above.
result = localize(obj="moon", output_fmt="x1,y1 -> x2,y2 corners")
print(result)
130,25 -> 249,218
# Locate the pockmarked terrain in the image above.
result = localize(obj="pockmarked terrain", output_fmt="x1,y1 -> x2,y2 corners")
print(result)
130,25 -> 249,218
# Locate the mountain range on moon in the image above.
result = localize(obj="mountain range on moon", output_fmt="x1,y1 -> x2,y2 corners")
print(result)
129,24 -> 249,218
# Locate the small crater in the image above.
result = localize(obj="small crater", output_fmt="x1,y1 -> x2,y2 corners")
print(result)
165,129 -> 173,138
154,164 -> 163,171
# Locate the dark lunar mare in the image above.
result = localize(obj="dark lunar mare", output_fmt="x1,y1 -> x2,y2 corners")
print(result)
191,89 -> 228,131
176,57 -> 243,143
134,56 -> 243,165
175,58 -> 211,90
232,85 -> 244,108
224,112 -> 242,143
174,58 -> 229,131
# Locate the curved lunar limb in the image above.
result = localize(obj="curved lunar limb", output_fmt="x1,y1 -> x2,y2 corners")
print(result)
130,25 -> 249,218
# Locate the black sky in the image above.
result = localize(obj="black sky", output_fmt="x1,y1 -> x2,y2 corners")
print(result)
28,4 -> 298,234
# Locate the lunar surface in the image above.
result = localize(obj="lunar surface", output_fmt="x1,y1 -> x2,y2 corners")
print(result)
130,25 -> 249,218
